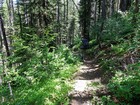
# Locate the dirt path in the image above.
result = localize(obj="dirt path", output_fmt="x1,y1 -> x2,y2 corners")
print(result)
69,59 -> 106,105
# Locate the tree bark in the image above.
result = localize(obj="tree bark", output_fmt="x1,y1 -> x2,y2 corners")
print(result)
134,0 -> 139,13
102,0 -> 106,20
0,15 -> 10,57
71,0 -> 79,11
0,15 -> 13,97
17,0 -> 22,34
94,1 -> 97,24
98,0 -> 101,20
56,0 -> 61,44
6,0 -> 14,50
110,0 -> 115,16
6,0 -> 14,26
132,0 -> 139,24
97,0 -> 106,49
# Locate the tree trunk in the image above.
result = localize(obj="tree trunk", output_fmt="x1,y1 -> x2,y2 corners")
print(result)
71,0 -> 79,11
94,1 -> 97,24
80,0 -> 91,41
134,0 -> 139,13
64,0 -> 66,22
110,0 -> 115,16
120,0 -> 126,12
0,15 -> 10,57
102,0 -> 106,20
6,0 -> 14,50
17,0 -> 22,34
56,0 -> 61,44
0,15 -> 13,97
6,0 -> 14,26
132,0 -> 139,24
97,0 -> 106,49
98,0 -> 101,20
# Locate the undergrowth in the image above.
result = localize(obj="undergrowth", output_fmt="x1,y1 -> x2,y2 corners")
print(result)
0,30 -> 80,105
90,12 -> 140,105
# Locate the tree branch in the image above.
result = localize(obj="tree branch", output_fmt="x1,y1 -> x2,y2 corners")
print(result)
71,0 -> 79,11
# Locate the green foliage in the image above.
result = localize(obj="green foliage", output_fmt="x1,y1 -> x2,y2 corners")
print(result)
91,82 -> 101,87
72,35 -> 81,51
0,26 -> 79,104
100,96 -> 118,105
91,8 -> 140,105
1,0 -> 78,104
90,13 -> 134,45
108,63 -> 140,104
1,44 -> 79,105
100,59 -> 117,72
6,65 -> 77,105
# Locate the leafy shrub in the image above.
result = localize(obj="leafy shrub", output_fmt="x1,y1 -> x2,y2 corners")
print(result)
92,11 -> 140,105
1,45 -> 79,105
108,63 -> 140,104
90,13 -> 134,45
0,28 -> 79,104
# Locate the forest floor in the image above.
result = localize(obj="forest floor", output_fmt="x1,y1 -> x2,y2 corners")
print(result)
68,57 -> 109,105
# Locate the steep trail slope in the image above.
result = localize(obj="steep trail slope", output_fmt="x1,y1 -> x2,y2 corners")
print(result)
69,59 -> 106,105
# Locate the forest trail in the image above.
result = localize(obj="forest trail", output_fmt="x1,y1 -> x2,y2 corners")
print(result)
69,58 -> 107,105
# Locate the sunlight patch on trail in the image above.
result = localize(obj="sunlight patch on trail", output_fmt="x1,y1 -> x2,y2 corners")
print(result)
74,80 -> 92,91
69,61 -> 105,105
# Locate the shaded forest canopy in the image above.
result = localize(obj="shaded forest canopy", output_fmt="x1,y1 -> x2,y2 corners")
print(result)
0,0 -> 140,104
